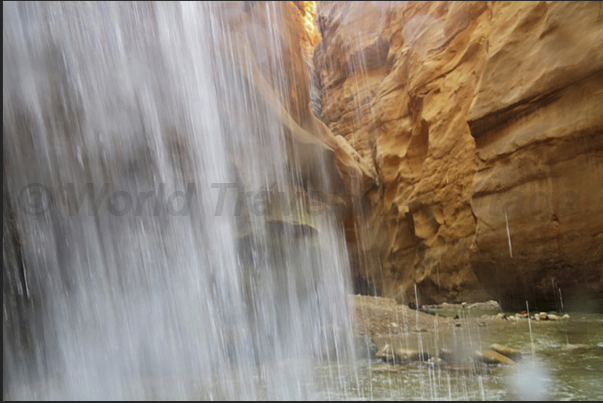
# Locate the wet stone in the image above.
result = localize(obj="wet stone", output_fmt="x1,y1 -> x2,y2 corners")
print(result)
395,348 -> 430,362
475,350 -> 516,365
376,344 -> 396,363
488,343 -> 522,361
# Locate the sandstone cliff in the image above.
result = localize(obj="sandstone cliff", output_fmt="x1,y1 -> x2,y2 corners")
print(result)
313,1 -> 603,311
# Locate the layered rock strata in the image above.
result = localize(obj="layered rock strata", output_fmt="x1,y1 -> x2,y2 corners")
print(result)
313,1 -> 603,310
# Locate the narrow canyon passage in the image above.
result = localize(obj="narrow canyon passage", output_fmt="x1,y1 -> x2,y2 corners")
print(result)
3,1 -> 602,400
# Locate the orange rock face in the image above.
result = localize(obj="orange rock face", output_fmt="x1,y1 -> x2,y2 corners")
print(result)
313,1 -> 603,310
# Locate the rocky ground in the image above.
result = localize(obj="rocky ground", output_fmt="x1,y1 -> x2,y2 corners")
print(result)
350,294 -> 457,336
348,294 -> 582,368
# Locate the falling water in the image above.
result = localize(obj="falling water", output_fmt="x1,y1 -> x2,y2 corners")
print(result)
6,2 -> 603,401
3,2 -> 354,400
504,212 -> 513,259
526,301 -> 536,359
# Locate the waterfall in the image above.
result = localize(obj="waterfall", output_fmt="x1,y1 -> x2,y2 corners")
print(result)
3,2 -> 354,399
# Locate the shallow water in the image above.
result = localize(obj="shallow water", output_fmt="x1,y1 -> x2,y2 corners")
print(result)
13,313 -> 599,400
314,313 -> 603,401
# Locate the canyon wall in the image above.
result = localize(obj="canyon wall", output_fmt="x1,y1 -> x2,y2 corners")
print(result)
313,1 -> 603,310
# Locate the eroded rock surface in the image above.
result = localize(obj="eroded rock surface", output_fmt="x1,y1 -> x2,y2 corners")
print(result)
314,1 -> 603,310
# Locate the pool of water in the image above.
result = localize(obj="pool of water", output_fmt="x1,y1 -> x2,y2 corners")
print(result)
6,314 -> 602,400
310,313 -> 603,401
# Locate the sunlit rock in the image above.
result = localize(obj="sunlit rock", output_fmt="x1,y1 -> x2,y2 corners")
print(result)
488,344 -> 522,361
315,1 -> 603,311
475,350 -> 516,366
